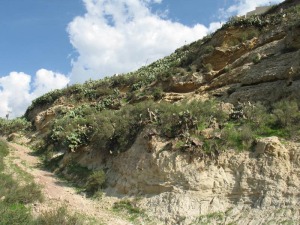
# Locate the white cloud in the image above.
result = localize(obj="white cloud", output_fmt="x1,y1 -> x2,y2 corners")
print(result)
68,0 -> 221,83
0,72 -> 31,119
0,69 -> 69,119
32,69 -> 70,97
222,0 -> 285,17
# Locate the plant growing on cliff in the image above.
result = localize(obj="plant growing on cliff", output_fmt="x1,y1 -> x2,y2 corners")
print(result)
85,170 -> 106,194
113,199 -> 147,222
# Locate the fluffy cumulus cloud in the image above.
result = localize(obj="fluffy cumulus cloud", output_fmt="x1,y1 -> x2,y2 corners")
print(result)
223,0 -> 285,17
0,69 -> 69,118
32,69 -> 70,97
68,0 -> 221,83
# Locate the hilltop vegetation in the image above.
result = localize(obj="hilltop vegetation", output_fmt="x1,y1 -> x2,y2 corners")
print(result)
19,0 -> 300,158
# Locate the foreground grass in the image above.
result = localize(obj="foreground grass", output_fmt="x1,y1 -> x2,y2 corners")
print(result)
0,140 -> 89,225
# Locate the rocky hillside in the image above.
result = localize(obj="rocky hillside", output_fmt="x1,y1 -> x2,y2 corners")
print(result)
4,0 -> 300,224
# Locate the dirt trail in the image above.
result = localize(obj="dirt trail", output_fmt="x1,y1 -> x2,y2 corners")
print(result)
6,141 -> 131,225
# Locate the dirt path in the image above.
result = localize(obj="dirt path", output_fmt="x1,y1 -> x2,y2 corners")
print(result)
6,141 -> 131,225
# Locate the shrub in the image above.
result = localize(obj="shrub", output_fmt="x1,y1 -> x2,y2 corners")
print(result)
64,162 -> 91,185
85,170 -> 106,193
203,45 -> 215,54
203,63 -> 213,72
113,199 -> 145,222
252,53 -> 261,64
152,87 -> 164,101
224,65 -> 231,73
0,141 -> 9,170
4,182 -> 43,204
34,206 -> 84,225
273,100 -> 300,128
26,89 -> 63,112
0,117 -> 31,136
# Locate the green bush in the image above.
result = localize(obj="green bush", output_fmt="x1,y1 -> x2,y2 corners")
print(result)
252,53 -> 261,64
0,141 -> 9,170
273,100 -> 300,128
203,63 -> 213,72
63,162 -> 91,185
0,117 -> 31,136
221,123 -> 254,151
152,87 -> 164,101
203,45 -> 215,54
26,89 -> 63,112
4,182 -> 43,204
85,170 -> 106,193
34,206 -> 84,225
113,199 -> 145,222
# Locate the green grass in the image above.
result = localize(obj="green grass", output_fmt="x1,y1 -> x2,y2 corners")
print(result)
33,206 -> 85,225
192,211 -> 225,225
113,199 -> 147,222
0,202 -> 34,225
0,140 -> 42,224
0,140 -> 92,225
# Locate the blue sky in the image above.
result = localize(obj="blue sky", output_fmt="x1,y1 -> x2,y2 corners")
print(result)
0,0 -> 84,76
0,0 -> 284,118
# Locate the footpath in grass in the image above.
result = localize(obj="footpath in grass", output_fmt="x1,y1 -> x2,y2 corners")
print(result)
0,140 -> 84,225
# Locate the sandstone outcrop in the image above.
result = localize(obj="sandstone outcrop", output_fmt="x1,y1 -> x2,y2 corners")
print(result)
60,129 -> 300,224
34,105 -> 73,133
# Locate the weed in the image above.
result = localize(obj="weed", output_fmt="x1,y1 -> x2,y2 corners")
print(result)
203,63 -> 213,72
34,206 -> 84,225
0,202 -> 33,225
152,87 -> 164,101
0,140 -> 43,224
113,199 -> 145,222
252,53 -> 261,64
224,65 -> 231,73
192,211 -> 225,224
85,170 -> 106,193
203,45 -> 214,54
92,190 -> 104,200
0,117 -> 31,136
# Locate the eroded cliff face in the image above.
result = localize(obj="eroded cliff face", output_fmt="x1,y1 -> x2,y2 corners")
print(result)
195,21 -> 300,104
57,129 -> 300,224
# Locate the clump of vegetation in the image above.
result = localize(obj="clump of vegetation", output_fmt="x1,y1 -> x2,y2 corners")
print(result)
0,141 -> 92,225
40,96 -> 300,163
26,89 -> 64,113
63,161 -> 92,185
0,141 -> 9,170
252,53 -> 261,64
85,170 -> 106,194
203,63 -> 213,72
0,141 -> 42,224
113,199 -> 146,222
0,117 -> 31,136
192,211 -> 225,225
203,45 -> 215,54
34,206 -> 84,225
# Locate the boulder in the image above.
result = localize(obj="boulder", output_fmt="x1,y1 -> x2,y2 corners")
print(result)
255,136 -> 288,158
